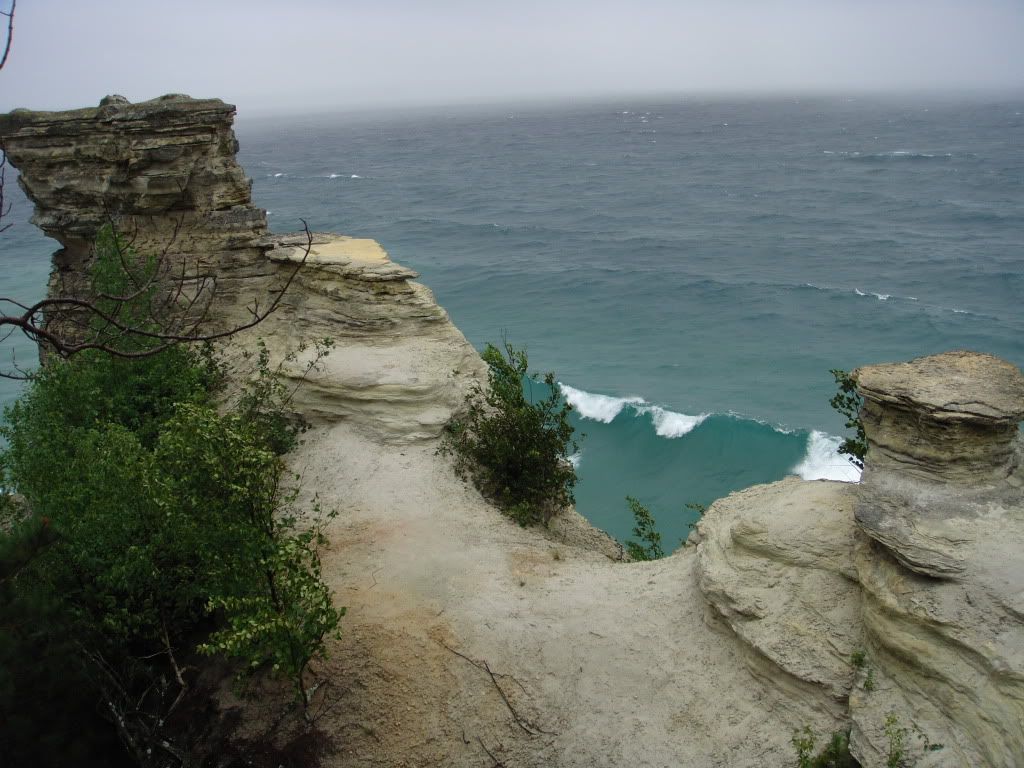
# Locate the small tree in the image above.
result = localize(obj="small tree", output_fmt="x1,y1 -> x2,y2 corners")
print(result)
200,500 -> 344,717
830,369 -> 867,470
0,334 -> 342,760
442,341 -> 577,526
625,496 -> 664,561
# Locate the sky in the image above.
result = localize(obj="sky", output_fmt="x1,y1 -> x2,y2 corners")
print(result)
1,0 -> 1023,115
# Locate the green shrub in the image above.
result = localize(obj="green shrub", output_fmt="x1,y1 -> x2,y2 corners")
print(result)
0,338 -> 342,762
200,497 -> 343,714
829,369 -> 867,470
625,496 -> 664,561
442,341 -> 577,526
793,726 -> 859,768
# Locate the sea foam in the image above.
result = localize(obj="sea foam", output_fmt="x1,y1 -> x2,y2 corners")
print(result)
635,405 -> 709,438
792,431 -> 861,483
558,383 -> 708,437
558,383 -> 643,423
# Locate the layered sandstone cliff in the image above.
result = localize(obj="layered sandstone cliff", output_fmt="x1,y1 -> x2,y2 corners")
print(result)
696,350 -> 1024,767
4,95 -> 1022,768
0,95 -> 485,443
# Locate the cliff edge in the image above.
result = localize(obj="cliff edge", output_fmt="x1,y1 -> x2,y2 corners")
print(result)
0,94 -> 486,443
696,350 -> 1024,767
4,96 -> 1022,767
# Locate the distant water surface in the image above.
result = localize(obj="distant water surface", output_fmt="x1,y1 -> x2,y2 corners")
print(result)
2,96 -> 1021,546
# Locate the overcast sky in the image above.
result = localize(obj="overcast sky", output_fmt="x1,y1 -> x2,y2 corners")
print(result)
2,0 -> 1022,115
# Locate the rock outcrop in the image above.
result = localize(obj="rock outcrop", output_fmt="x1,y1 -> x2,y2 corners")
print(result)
695,477 -> 862,720
850,351 -> 1024,767
696,350 -> 1024,768
0,95 -> 485,442
6,95 -> 1023,768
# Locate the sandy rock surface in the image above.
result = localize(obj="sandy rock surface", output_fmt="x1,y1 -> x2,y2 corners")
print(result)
6,96 -> 1024,768
289,426 -> 837,768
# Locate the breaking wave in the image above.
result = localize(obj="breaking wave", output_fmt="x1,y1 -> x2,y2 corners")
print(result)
792,431 -> 862,483
558,383 -> 707,437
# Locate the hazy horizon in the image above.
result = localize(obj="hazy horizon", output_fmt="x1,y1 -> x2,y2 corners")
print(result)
2,0 -> 1022,115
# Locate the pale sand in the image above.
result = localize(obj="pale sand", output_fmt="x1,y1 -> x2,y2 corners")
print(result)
277,236 -> 390,265
313,237 -> 389,264
285,424 -> 841,767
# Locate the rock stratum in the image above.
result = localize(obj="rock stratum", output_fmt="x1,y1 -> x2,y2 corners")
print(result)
0,95 -> 485,443
3,96 -> 1022,767
697,350 -> 1024,767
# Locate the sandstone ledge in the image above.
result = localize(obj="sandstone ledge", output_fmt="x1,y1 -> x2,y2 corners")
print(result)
6,95 -> 1024,768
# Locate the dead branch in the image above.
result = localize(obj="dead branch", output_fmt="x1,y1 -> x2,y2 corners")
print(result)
438,640 -> 547,737
0,219 -> 313,378
477,737 -> 507,767
0,152 -> 11,235
0,0 -> 14,72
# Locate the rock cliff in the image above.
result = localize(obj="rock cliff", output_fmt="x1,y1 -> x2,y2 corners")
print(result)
4,95 -> 1022,768
696,350 -> 1024,767
0,95 -> 485,442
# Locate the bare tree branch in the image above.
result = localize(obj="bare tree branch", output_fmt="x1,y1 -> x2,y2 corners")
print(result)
0,0 -> 14,72
0,220 -> 312,378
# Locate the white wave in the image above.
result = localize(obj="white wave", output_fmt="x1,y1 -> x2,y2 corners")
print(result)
951,308 -> 970,314
351,174 -> 362,179
273,172 -> 285,177
558,383 -> 643,423
636,406 -> 709,438
328,173 -> 341,178
854,288 -> 891,301
792,431 -> 862,483
568,451 -> 582,469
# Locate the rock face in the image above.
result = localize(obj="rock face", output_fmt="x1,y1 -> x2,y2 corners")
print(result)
0,95 -> 485,442
855,350 -> 1024,486
7,95 -> 1023,767
696,350 -> 1024,768
851,352 -> 1024,767
695,477 -> 863,719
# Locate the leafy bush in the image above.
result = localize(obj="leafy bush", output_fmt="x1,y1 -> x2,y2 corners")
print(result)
793,726 -> 859,768
829,369 -> 867,470
200,500 -> 344,713
442,341 -> 577,526
625,496 -> 664,561
0,338 -> 341,763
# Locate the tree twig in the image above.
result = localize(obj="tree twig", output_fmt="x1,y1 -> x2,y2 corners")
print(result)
438,640 -> 549,737
0,0 -> 15,72
477,737 -> 506,767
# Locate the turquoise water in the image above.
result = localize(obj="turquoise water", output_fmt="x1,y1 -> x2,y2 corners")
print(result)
3,96 -> 1022,547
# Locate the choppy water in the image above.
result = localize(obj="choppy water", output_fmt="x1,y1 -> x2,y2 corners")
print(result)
3,95 -> 1022,547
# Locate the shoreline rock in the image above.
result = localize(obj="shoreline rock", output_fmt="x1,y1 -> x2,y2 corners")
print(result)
4,95 -> 1023,767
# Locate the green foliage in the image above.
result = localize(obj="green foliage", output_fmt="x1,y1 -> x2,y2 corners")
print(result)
0,335 -> 341,762
884,713 -> 907,768
442,341 -> 577,527
792,712 -> 944,768
863,667 -> 876,692
200,498 -> 344,712
625,496 -> 664,561
829,369 -> 867,470
232,338 -> 334,456
793,726 -> 859,768
850,649 -> 866,669
841,713 -> 945,768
